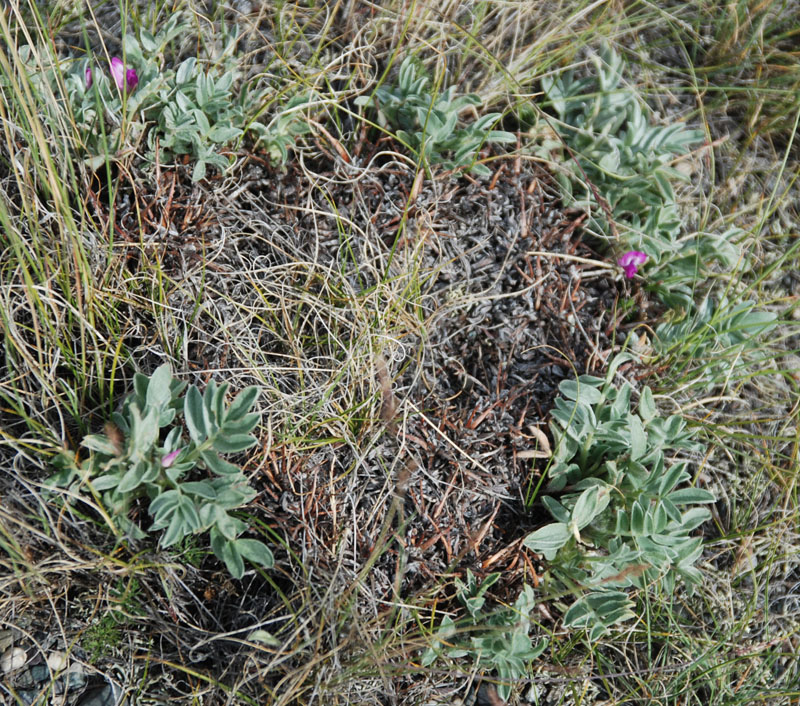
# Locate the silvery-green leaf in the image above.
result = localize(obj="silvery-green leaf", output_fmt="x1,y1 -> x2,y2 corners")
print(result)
198,501 -> 215,528
216,71 -> 234,93
139,29 -> 157,52
628,414 -> 646,461
81,434 -> 120,456
161,513 -> 188,547
541,495 -> 570,523
215,506 -> 248,540
558,378 -> 603,404
235,538 -> 274,568
668,487 -> 715,505
522,523 -> 570,560
164,427 -> 182,448
215,484 -> 255,508
181,481 -> 217,500
149,488 -> 181,518
220,539 -> 244,578
208,125 -> 242,143
677,507 -> 711,531
611,383 -> 632,417
213,433 -> 257,454
200,450 -> 241,476
571,485 -> 610,531
128,404 -> 156,456
122,34 -> 143,65
111,412 -> 129,434
184,386 -> 206,443
117,463 -> 145,494
653,502 -> 669,533
630,500 -> 646,535
487,130 -> 517,143
93,473 -> 122,492
179,496 -> 201,532
219,413 -> 260,436
157,408 -> 176,427
146,364 -> 172,410
469,163 -> 491,177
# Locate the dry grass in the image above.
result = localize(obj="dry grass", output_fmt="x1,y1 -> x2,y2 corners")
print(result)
1,1 -> 798,704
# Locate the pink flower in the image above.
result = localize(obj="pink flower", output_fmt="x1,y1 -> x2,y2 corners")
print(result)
85,65 -> 92,89
126,67 -> 139,91
161,448 -> 182,468
110,57 -> 138,93
618,250 -> 648,279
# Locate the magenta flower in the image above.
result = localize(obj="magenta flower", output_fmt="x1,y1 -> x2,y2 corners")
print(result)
126,67 -> 139,91
109,57 -> 138,93
85,65 -> 93,89
618,250 -> 648,279
161,448 -> 183,468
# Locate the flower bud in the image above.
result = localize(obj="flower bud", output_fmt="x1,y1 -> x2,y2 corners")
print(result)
161,448 -> 182,468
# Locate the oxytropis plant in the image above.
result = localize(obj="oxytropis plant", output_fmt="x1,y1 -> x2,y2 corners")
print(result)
540,44 -> 742,307
49,365 -> 272,578
27,14 -> 291,181
421,572 -> 547,703
523,353 -> 715,637
356,56 -> 516,176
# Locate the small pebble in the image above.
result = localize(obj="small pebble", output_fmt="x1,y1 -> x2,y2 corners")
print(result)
1,646 -> 27,673
47,650 -> 68,672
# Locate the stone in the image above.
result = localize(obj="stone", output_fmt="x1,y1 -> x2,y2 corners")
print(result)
46,649 -> 68,672
1,646 -> 27,673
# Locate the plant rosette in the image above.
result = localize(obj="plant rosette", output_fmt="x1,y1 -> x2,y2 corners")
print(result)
48,364 -> 273,579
